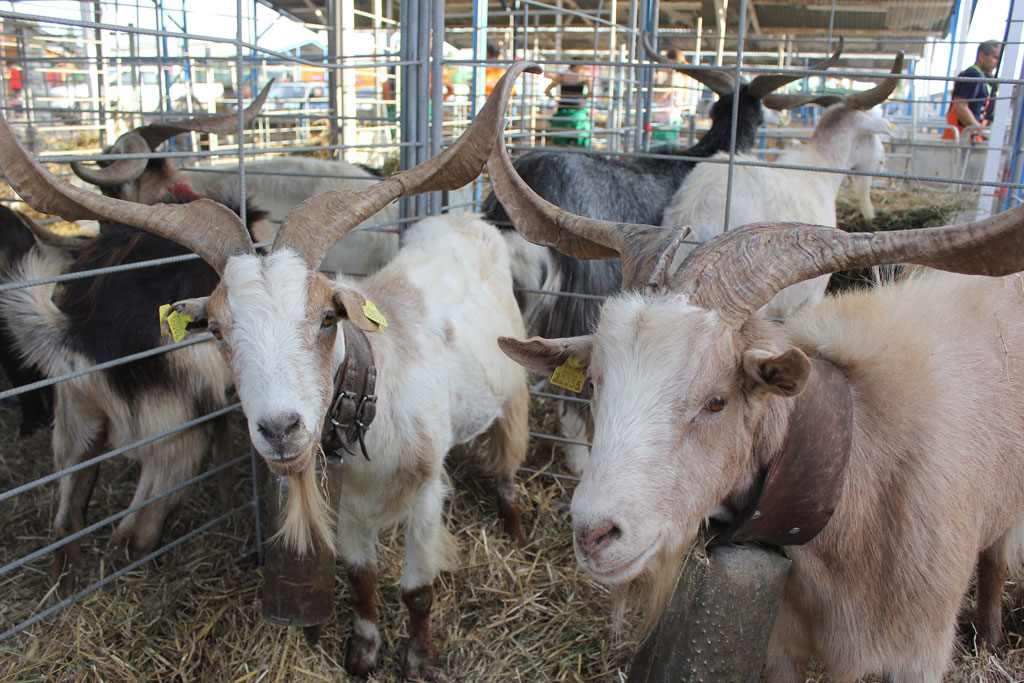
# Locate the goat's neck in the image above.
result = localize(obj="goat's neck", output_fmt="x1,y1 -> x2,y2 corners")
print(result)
807,118 -> 861,170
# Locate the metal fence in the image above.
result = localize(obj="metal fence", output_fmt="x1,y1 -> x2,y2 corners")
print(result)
2,0 -> 1024,663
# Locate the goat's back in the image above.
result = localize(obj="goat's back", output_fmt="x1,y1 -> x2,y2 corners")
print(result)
359,212 -> 526,447
775,269 -> 1024,679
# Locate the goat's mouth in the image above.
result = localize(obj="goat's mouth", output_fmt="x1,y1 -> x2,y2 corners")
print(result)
579,531 -> 665,585
259,445 -> 314,476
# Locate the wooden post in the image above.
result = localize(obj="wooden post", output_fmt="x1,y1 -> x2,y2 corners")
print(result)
628,543 -> 791,683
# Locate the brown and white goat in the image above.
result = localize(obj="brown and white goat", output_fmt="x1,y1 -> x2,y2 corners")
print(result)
0,63 -> 539,679
488,126 -> 1024,682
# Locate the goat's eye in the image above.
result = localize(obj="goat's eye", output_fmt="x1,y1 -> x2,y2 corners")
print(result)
210,327 -> 223,341
321,311 -> 336,328
705,397 -> 727,412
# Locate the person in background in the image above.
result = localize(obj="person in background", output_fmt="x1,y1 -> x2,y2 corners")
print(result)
650,47 -> 690,151
485,42 -> 513,96
545,57 -> 593,147
944,40 -> 1002,143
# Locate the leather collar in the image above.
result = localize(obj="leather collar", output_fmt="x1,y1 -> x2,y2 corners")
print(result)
710,357 -> 853,548
320,320 -> 378,462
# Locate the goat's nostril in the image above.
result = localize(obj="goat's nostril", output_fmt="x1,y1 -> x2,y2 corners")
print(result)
577,520 -> 622,556
257,413 -> 302,441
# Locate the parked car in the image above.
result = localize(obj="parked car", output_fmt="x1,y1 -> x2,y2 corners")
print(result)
265,81 -> 329,126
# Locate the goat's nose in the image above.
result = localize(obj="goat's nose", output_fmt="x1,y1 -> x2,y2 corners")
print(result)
575,519 -> 622,558
257,413 -> 302,442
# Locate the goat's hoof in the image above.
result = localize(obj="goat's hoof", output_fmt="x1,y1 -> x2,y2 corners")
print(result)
403,641 -> 437,681
344,636 -> 379,678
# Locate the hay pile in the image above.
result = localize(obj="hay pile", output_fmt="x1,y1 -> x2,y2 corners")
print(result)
828,186 -> 974,294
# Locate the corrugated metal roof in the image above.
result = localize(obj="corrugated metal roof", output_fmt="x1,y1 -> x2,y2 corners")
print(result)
258,0 -> 955,64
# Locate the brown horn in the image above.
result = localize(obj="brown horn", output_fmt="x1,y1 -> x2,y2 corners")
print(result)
760,93 -> 844,111
641,31 -> 740,96
0,114 -> 254,273
69,80 -> 274,188
747,36 -> 844,101
272,63 -> 541,268
670,205 -> 1024,328
70,132 -> 150,187
486,114 -> 690,292
844,52 -> 903,110
14,210 -> 93,249
133,78 -> 275,150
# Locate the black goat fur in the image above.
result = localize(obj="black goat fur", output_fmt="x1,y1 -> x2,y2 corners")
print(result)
483,88 -> 766,342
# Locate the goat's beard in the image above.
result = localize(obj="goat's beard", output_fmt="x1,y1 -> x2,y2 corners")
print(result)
270,444 -> 337,556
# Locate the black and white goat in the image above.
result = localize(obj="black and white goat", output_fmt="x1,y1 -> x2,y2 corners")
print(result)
484,42 -> 842,474
0,205 -> 89,435
0,64 -> 536,679
0,189 -> 270,594
662,54 -> 901,319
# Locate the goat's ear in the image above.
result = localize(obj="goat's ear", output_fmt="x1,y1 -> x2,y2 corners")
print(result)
160,297 -> 210,341
863,116 -> 893,136
333,287 -> 381,333
498,335 -> 593,376
743,347 -> 811,397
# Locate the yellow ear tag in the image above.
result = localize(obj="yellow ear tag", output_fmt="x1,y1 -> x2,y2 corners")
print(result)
166,309 -> 194,343
550,355 -> 586,394
362,299 -> 388,329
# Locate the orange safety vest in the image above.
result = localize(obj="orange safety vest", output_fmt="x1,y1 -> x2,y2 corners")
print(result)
943,66 -> 993,141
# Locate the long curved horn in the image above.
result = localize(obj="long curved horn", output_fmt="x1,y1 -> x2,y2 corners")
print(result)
670,206 -> 1024,328
760,93 -> 843,111
70,133 -> 150,186
14,210 -> 94,249
486,116 -> 689,292
642,32 -> 740,96
0,114 -> 254,273
70,80 -> 274,188
272,63 -> 541,268
844,52 -> 903,110
747,36 -> 844,101
133,79 -> 275,150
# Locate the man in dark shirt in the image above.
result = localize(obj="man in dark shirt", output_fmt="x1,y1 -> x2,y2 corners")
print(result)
945,40 -> 1002,142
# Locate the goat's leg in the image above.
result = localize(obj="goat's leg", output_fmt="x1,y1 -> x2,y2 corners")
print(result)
340,518 -> 381,677
400,475 -> 454,680
210,414 -> 234,505
115,428 -> 202,561
51,411 -> 106,596
975,536 -> 1009,649
489,382 -> 530,546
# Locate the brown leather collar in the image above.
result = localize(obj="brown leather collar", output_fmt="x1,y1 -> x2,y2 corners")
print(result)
320,320 -> 378,462
710,357 -> 853,548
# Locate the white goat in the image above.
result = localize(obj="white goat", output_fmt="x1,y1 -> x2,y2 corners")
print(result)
661,54 -> 900,319
0,62 -> 538,680
488,131 -> 1024,682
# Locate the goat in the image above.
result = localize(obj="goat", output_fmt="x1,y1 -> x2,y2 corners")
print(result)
0,205 -> 82,435
661,54 -> 900,319
69,82 -> 272,207
0,194 -> 270,595
0,63 -> 537,679
484,41 -> 843,475
488,129 -> 1024,682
